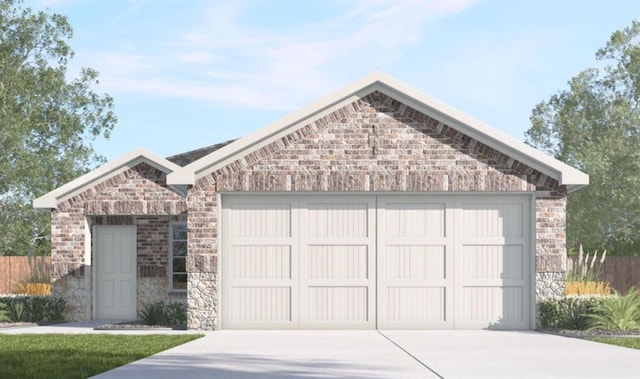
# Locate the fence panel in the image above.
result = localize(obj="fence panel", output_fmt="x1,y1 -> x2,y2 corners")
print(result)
0,256 -> 51,294
601,256 -> 640,293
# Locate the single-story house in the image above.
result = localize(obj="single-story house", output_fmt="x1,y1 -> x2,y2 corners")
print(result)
34,72 -> 588,330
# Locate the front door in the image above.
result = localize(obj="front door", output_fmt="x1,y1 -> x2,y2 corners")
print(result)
95,226 -> 137,319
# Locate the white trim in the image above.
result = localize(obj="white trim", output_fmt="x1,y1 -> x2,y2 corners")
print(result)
168,221 -> 188,292
216,192 -> 224,330
33,148 -> 185,209
91,224 -> 97,320
529,193 -> 537,330
166,72 -> 588,191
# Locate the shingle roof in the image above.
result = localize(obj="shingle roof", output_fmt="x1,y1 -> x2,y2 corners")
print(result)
166,139 -> 238,167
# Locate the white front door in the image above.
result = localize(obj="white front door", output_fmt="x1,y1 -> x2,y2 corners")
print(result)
95,226 -> 137,319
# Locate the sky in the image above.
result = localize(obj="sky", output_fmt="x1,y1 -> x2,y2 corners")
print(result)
31,0 -> 640,162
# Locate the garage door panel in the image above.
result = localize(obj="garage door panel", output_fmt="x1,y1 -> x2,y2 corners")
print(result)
461,286 -> 524,325
306,287 -> 369,323
385,203 -> 446,238
231,203 -> 292,238
232,245 -> 291,279
462,245 -> 523,280
231,287 -> 292,323
307,245 -> 369,279
385,245 -> 446,279
223,196 -> 298,329
300,197 -> 376,329
378,197 -> 454,329
384,287 -> 447,323
456,196 -> 530,329
462,203 -> 523,238
308,202 -> 369,238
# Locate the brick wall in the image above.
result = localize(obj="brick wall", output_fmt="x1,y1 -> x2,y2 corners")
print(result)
187,91 -> 569,329
51,162 -> 187,321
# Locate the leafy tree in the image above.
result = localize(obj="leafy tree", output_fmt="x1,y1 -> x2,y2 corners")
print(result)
0,0 -> 116,255
526,20 -> 640,255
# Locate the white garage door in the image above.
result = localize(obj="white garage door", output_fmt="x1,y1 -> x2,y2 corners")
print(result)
222,195 -> 530,330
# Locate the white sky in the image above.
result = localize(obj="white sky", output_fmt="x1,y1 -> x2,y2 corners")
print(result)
33,0 -> 640,161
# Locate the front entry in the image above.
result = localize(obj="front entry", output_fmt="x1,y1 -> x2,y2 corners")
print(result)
95,226 -> 137,319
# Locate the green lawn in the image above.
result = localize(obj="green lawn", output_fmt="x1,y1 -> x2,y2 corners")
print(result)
0,334 -> 203,379
587,337 -> 640,350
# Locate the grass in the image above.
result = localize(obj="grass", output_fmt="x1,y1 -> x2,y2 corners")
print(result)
0,334 -> 203,379
587,337 -> 640,350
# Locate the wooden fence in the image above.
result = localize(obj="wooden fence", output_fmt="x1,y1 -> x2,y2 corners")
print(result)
598,256 -> 640,293
0,256 -> 51,294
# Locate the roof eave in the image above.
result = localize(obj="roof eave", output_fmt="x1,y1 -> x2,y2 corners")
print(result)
33,148 -> 184,210
166,72 -> 589,190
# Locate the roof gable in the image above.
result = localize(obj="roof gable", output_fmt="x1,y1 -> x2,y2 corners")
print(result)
34,148 -> 184,209
166,72 -> 588,191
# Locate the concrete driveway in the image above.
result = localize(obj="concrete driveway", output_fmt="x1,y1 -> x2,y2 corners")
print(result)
90,330 -> 640,379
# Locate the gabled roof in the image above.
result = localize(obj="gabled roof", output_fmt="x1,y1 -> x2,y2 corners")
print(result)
166,72 -> 588,191
33,148 -> 184,209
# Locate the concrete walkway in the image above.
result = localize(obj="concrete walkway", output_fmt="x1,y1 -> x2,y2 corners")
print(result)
0,320 -> 200,335
2,324 -> 639,378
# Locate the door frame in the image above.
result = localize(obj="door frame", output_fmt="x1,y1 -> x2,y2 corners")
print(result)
93,225 -> 137,320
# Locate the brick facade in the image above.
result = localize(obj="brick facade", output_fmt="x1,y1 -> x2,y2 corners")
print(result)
49,91 -> 571,329
186,91 -> 568,329
51,163 -> 187,321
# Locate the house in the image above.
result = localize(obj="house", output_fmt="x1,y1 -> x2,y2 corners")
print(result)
33,72 -> 588,330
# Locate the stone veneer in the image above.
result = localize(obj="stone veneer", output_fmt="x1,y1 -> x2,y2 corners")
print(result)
186,91 -> 569,330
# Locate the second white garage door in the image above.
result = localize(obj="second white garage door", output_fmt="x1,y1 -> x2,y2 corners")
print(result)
221,195 -> 530,330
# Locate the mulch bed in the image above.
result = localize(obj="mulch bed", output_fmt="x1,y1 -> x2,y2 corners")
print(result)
0,321 -> 37,329
540,328 -> 640,338
94,321 -> 186,331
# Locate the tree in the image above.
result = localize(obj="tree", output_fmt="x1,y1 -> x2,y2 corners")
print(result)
0,0 -> 116,255
526,20 -> 640,255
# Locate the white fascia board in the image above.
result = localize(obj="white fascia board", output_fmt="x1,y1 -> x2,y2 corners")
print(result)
167,71 -> 588,191
33,148 -> 184,209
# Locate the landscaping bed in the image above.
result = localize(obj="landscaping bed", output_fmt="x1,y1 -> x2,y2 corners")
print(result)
0,321 -> 37,329
540,328 -> 640,338
94,320 -> 187,330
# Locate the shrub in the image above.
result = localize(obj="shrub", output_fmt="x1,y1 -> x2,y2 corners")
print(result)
587,288 -> 640,332
539,296 -> 605,330
140,302 -> 165,326
7,302 -> 28,322
0,302 -> 9,322
565,281 -> 611,296
567,244 -> 606,282
164,302 -> 187,326
16,283 -> 52,296
140,301 -> 187,327
0,296 -> 65,323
